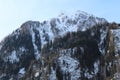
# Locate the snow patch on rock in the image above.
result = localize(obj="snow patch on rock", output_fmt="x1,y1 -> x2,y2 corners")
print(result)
19,68 -> 26,75
58,55 -> 81,80
8,50 -> 19,63
34,72 -> 39,77
98,27 -> 108,55
49,67 -> 57,80
18,67 -> 26,79
111,29 -> 120,55
30,27 -> 40,60
94,61 -> 99,74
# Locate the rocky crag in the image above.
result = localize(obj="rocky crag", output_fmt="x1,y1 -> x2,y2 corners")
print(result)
0,11 -> 120,80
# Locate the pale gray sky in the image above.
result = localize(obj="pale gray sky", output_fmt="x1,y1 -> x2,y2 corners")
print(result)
0,0 -> 120,41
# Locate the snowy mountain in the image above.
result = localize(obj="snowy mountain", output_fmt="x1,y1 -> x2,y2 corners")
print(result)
0,11 -> 120,80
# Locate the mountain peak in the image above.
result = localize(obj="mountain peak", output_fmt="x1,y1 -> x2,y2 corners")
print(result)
58,10 -> 90,18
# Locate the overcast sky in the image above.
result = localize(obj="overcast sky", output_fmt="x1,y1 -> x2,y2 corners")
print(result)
0,0 -> 120,41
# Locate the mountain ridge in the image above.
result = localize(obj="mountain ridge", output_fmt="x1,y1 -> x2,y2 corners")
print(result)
0,11 -> 120,80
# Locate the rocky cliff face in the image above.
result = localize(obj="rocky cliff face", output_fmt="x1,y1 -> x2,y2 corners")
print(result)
0,11 -> 120,80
